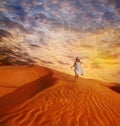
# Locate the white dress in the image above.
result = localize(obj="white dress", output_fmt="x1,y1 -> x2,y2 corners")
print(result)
74,62 -> 83,75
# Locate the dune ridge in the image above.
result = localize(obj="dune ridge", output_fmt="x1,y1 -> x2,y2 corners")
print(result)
0,65 -> 120,126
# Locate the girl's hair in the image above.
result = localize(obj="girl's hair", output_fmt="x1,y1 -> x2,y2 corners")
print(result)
76,58 -> 80,62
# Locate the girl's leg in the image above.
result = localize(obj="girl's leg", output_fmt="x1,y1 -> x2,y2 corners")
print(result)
76,75 -> 79,82
75,74 -> 79,82
74,74 -> 77,82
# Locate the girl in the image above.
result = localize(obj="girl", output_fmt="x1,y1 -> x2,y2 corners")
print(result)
71,57 -> 83,82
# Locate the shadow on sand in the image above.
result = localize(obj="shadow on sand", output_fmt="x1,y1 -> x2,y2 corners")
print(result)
0,72 -> 57,114
108,84 -> 120,93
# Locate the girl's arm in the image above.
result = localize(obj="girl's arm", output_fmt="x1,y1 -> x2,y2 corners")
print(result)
71,62 -> 75,68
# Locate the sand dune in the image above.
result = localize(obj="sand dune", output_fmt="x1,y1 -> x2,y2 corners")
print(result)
0,66 -> 120,126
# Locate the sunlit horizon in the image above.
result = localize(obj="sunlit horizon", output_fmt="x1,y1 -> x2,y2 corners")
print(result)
0,0 -> 120,83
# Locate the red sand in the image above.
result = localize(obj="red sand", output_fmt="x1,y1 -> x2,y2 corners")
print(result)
0,65 -> 120,126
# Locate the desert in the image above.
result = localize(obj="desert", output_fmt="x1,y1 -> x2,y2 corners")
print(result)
0,65 -> 120,126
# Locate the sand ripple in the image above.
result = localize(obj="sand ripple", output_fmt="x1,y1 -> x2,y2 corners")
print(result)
0,66 -> 120,126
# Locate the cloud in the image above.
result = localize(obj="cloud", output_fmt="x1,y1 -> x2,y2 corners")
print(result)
0,0 -> 120,31
0,29 -> 11,39
0,0 -> 120,83
57,60 -> 70,65
90,61 -> 102,69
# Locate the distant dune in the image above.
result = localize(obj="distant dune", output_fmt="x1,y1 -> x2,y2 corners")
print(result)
0,66 -> 120,126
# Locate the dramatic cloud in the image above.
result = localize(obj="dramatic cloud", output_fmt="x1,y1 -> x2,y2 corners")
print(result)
0,0 -> 120,83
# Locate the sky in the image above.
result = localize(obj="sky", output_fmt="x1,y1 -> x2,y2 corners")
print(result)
0,0 -> 120,83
